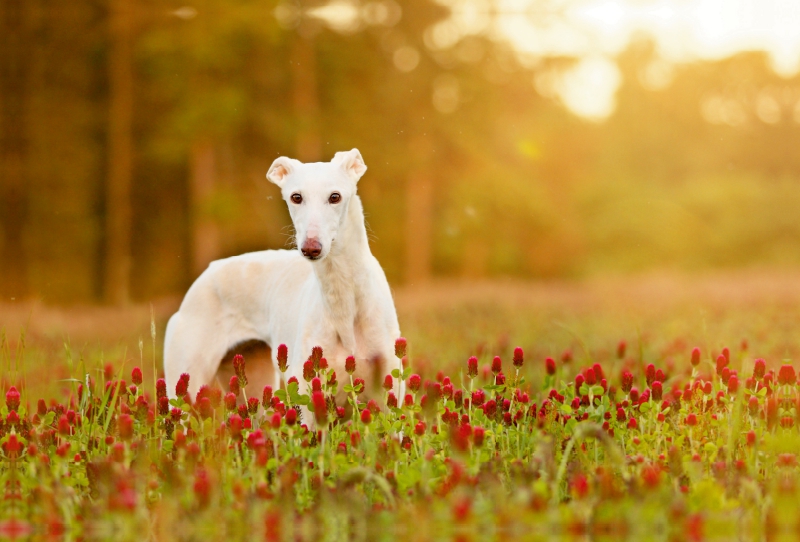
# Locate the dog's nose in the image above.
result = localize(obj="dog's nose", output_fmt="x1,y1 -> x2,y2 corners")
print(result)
301,238 -> 322,260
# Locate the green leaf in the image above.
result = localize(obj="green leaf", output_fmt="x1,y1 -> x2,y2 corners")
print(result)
566,417 -> 577,432
579,383 -> 589,396
391,369 -> 401,378
590,385 -> 604,396
639,402 -> 652,413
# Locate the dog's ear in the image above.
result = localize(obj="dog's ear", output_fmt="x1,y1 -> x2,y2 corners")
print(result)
267,157 -> 298,187
332,148 -> 367,182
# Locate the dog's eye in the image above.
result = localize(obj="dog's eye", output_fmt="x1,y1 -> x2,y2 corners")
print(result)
291,193 -> 302,204
329,192 -> 341,204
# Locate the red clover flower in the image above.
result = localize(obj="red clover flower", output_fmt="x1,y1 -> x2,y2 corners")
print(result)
5,387 -> 20,412
467,356 -> 478,378
715,355 -> 727,376
176,373 -> 190,397
621,371 -> 633,394
513,347 -> 524,368
312,391 -> 328,425
360,409 -> 372,425
651,381 -> 663,401
229,376 -> 240,396
345,356 -> 356,374
491,356 -> 502,375
691,347 -> 701,367
778,364 -> 797,386
277,344 -> 289,372
645,364 -> 656,386
310,346 -> 323,370
353,378 -> 365,394
395,337 -> 407,359
753,359 -> 766,379
303,360 -> 315,382
131,367 -> 143,386
232,354 -> 248,386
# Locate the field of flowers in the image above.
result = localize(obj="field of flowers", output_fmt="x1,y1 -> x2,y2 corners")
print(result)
4,274 -> 800,541
3,331 -> 800,541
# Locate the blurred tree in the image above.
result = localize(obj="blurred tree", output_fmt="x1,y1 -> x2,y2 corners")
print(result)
138,0 -> 282,279
8,0 -> 800,303
291,26 -> 322,161
405,152 -> 434,284
583,41 -> 800,273
21,2 -> 106,303
105,0 -> 135,304
0,0 -> 30,300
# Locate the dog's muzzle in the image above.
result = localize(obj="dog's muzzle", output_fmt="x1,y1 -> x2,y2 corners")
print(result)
301,238 -> 322,260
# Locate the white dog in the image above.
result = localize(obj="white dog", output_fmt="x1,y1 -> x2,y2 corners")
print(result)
163,149 -> 402,412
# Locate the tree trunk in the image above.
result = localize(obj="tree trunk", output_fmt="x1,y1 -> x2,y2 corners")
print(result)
404,134 -> 435,285
0,0 -> 29,300
190,140 -> 221,277
404,172 -> 433,285
291,33 -> 321,162
104,0 -> 134,304
462,239 -> 488,279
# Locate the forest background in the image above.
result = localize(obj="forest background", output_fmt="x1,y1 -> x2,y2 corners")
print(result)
2,0 -> 800,306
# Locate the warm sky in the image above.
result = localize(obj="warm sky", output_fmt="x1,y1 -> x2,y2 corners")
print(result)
305,0 -> 800,119
440,0 -> 800,118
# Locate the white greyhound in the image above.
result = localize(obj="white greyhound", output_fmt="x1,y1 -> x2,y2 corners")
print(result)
163,149 -> 402,415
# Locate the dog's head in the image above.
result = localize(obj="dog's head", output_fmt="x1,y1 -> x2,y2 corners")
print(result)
267,149 -> 367,261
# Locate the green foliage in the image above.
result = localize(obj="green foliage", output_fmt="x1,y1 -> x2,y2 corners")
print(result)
4,334 -> 800,540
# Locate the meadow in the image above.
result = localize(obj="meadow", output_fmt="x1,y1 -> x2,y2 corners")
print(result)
3,270 -> 800,541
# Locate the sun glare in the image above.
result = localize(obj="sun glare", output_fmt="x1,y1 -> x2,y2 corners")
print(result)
451,0 -> 800,119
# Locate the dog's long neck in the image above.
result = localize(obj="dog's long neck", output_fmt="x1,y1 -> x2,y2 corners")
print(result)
312,195 -> 371,352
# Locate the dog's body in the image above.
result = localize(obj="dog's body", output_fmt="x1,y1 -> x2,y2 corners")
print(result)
163,149 -> 401,406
